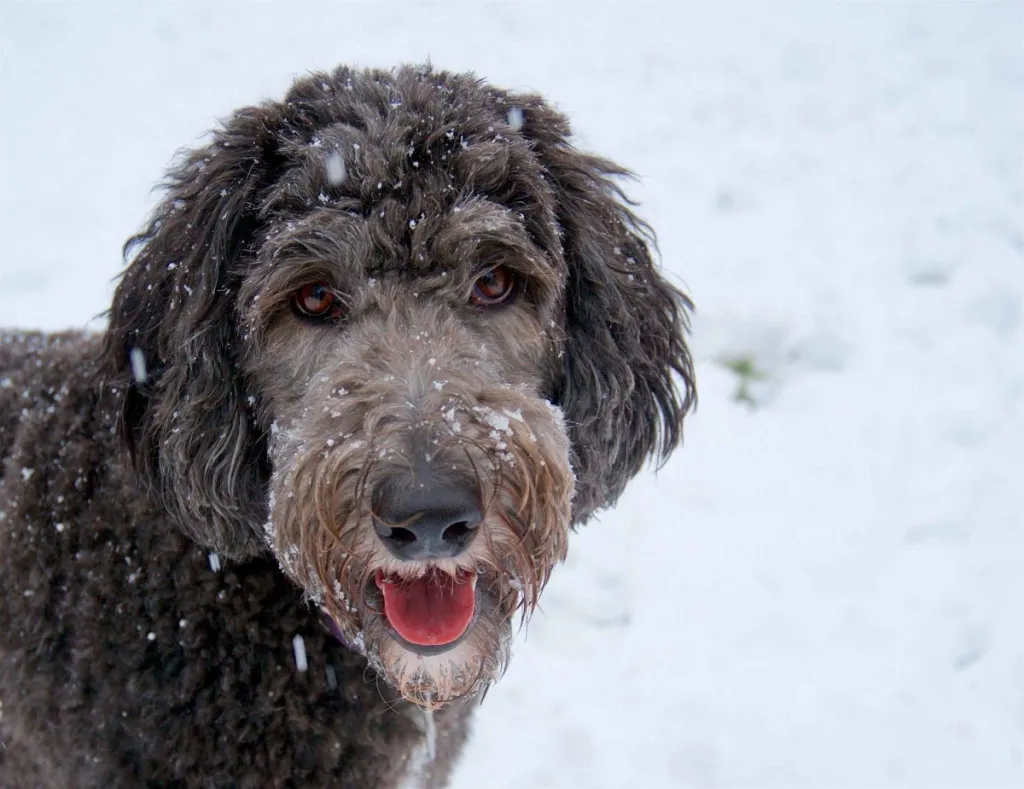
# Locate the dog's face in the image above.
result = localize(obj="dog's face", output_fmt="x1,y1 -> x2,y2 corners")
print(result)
103,66 -> 694,705
243,180 -> 574,702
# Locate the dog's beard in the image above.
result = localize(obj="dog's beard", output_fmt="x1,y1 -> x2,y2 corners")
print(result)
283,506 -> 551,706
325,560 -> 519,707
264,388 -> 574,706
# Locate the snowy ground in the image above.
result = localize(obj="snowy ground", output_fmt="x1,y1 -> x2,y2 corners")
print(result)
2,3 -> 1023,787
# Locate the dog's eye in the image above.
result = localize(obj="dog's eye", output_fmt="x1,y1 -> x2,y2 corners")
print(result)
470,266 -> 516,307
292,283 -> 341,319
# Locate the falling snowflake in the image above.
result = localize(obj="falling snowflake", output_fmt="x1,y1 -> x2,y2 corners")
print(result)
325,151 -> 346,186
129,348 -> 147,385
293,634 -> 309,672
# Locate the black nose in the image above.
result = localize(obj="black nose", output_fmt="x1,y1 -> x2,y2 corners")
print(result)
373,474 -> 482,561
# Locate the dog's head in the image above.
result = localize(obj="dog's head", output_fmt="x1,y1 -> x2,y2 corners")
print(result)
102,65 -> 694,704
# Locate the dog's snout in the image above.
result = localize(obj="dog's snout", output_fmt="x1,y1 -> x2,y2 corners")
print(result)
373,473 -> 482,561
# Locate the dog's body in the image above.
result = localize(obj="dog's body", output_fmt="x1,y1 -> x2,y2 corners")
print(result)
0,66 -> 693,787
0,332 -> 469,789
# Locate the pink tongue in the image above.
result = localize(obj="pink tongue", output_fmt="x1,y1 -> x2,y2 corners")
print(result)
379,572 -> 476,647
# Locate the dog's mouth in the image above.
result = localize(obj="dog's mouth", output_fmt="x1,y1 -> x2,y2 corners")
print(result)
371,568 -> 477,654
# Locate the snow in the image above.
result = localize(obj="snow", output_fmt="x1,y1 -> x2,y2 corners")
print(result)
2,3 -> 1023,788
423,703 -> 437,761
473,406 -> 512,435
292,634 -> 309,673
129,348 -> 148,385
325,151 -> 346,187
506,107 -> 525,132
400,704 -> 437,789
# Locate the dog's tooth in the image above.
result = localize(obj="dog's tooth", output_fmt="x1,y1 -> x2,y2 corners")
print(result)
470,574 -> 478,591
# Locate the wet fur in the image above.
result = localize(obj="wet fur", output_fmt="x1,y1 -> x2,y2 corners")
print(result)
0,65 -> 694,787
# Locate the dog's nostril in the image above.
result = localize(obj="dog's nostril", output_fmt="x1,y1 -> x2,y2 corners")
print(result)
387,527 -> 417,546
442,521 -> 476,545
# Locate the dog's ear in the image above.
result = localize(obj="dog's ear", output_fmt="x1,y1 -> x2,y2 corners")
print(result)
101,106 -> 283,559
524,108 -> 696,523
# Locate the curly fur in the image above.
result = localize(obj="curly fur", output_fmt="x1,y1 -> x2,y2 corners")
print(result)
0,65 -> 694,787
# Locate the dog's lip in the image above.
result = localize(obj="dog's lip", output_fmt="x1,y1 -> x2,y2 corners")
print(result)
373,568 -> 478,591
364,578 -> 385,614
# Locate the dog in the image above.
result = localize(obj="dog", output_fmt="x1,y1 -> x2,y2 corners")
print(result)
0,64 -> 694,788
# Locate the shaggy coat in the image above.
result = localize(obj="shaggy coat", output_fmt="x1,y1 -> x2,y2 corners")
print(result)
0,65 -> 694,788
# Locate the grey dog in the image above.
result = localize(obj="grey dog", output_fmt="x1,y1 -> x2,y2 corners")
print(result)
0,65 -> 695,788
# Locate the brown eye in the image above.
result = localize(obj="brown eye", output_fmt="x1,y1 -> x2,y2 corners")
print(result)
470,266 -> 516,306
292,282 -> 341,319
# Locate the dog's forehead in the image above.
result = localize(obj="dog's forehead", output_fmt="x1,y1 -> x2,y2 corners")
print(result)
256,83 -> 564,277
268,88 -> 535,208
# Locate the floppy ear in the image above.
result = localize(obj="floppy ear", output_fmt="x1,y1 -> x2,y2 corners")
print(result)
526,111 -> 696,523
101,105 -> 284,559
